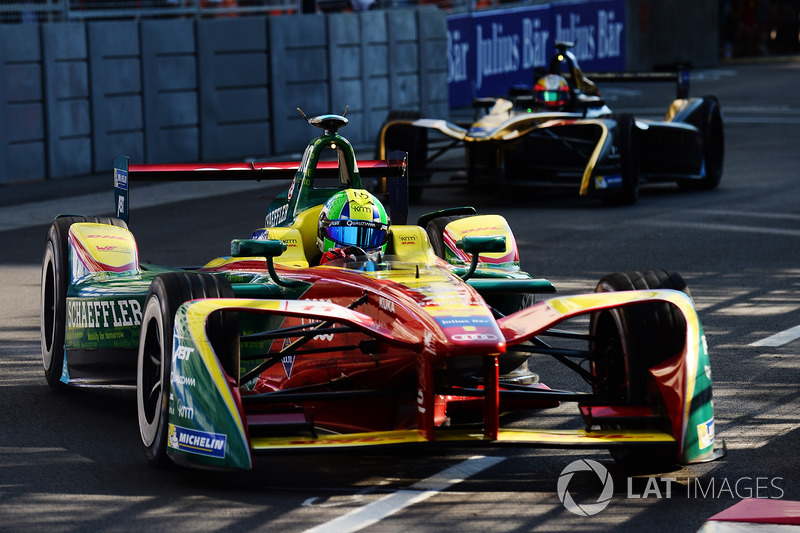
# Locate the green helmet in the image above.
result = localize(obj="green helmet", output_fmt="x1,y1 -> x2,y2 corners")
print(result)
317,189 -> 390,253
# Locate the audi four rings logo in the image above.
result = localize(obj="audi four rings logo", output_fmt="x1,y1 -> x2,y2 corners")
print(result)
451,333 -> 498,341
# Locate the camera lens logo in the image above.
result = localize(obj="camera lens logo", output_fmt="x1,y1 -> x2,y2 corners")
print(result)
557,459 -> 614,516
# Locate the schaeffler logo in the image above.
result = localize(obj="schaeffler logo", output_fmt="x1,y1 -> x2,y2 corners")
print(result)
557,459 -> 614,516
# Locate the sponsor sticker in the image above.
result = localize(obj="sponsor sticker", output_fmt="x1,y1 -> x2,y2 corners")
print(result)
378,296 -> 395,314
174,346 -> 193,361
168,424 -> 227,458
596,175 -> 623,189
281,338 -> 295,378
697,418 -> 715,449
282,355 -> 295,378
436,316 -> 493,328
114,168 -> 128,190
67,299 -> 142,330
266,204 -> 289,227
451,333 -> 499,341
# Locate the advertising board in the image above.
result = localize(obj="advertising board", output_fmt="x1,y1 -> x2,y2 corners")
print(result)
447,0 -> 626,107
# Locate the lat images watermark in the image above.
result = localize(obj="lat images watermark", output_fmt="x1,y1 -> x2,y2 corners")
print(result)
557,459 -> 614,516
557,459 -> 784,516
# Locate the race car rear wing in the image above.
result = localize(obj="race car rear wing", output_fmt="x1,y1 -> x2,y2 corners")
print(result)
112,152 -> 408,226
582,69 -> 691,99
549,41 -> 691,100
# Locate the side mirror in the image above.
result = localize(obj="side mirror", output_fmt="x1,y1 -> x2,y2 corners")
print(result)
231,239 -> 298,288
231,238 -> 286,259
455,236 -> 506,280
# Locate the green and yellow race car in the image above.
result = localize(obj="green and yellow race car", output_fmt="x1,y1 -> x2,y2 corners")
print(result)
41,111 -> 722,471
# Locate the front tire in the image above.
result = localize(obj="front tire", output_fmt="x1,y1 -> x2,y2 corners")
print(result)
40,215 -> 128,393
602,114 -> 639,206
136,272 -> 237,467
680,95 -> 724,191
424,212 -> 471,261
591,270 -> 688,402
589,270 -> 690,467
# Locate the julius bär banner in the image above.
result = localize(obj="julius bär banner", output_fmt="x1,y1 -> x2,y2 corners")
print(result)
447,0 -> 626,107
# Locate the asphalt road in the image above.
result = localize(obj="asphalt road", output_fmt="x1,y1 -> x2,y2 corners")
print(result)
2,58 -> 800,532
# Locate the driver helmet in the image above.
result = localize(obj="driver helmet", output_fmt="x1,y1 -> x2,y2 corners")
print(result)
317,189 -> 390,254
534,74 -> 571,110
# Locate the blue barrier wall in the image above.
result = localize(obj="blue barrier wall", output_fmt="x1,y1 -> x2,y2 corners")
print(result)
446,0 -> 717,107
0,7 -> 448,185
0,24 -> 46,183
0,0 -> 716,186
197,17 -> 271,162
88,21 -> 144,172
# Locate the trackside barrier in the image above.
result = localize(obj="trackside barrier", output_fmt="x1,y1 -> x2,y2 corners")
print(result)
0,0 -> 716,185
446,0 -> 717,107
0,8 -> 447,184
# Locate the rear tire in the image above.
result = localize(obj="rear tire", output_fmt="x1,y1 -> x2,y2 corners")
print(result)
377,110 -> 428,202
40,216 -> 128,393
590,270 -> 690,467
136,272 -> 237,467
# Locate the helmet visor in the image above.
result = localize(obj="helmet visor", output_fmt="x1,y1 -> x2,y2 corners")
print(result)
535,89 -> 567,106
323,219 -> 390,250
541,90 -> 561,103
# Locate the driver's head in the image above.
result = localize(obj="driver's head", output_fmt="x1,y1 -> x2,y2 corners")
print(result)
317,189 -> 390,254
534,74 -> 571,110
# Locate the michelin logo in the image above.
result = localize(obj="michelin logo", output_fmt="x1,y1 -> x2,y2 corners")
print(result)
168,424 -> 227,458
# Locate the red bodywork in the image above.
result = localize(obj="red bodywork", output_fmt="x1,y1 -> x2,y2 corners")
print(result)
204,258 -> 555,440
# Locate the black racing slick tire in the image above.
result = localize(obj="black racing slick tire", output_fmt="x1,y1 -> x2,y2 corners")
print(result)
590,270 -> 689,401
40,215 -> 128,394
602,114 -> 640,206
136,272 -> 238,468
424,213 -> 471,260
377,110 -> 428,203
680,95 -> 724,191
589,270 -> 690,467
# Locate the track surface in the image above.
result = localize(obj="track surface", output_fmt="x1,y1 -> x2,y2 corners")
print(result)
2,59 -> 800,532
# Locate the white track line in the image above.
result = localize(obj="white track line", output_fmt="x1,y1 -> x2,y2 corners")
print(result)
642,220 -> 800,238
751,325 -> 800,347
303,455 -> 506,533
688,210 -> 800,221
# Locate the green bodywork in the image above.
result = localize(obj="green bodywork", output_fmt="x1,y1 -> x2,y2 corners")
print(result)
265,129 -> 365,228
